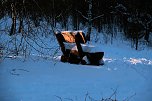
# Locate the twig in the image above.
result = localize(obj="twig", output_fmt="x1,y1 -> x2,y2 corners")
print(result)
76,10 -> 88,20
109,88 -> 117,99
123,93 -> 136,101
26,35 -> 54,50
88,96 -> 99,101
85,92 -> 89,101
91,14 -> 104,21
55,95 -> 63,101
24,36 -> 46,55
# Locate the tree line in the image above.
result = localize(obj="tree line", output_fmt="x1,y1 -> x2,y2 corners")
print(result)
0,0 -> 152,49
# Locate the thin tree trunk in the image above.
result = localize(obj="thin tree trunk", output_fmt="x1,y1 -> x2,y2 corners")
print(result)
18,16 -> 23,33
10,3 -> 16,36
135,31 -> 138,50
86,0 -> 92,41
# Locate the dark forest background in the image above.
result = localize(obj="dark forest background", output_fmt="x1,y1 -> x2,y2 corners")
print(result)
0,0 -> 152,50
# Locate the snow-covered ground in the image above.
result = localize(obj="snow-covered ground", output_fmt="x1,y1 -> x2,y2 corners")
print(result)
0,42 -> 152,101
0,17 -> 152,101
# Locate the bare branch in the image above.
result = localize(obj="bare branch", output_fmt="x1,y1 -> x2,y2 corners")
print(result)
85,92 -> 89,101
76,10 -> 88,20
123,93 -> 136,101
88,96 -> 99,101
55,95 -> 63,101
109,88 -> 117,99
91,14 -> 104,21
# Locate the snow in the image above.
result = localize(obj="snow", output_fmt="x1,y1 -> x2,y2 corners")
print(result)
64,42 -> 76,50
64,42 -> 102,53
0,17 -> 152,101
0,41 -> 152,101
